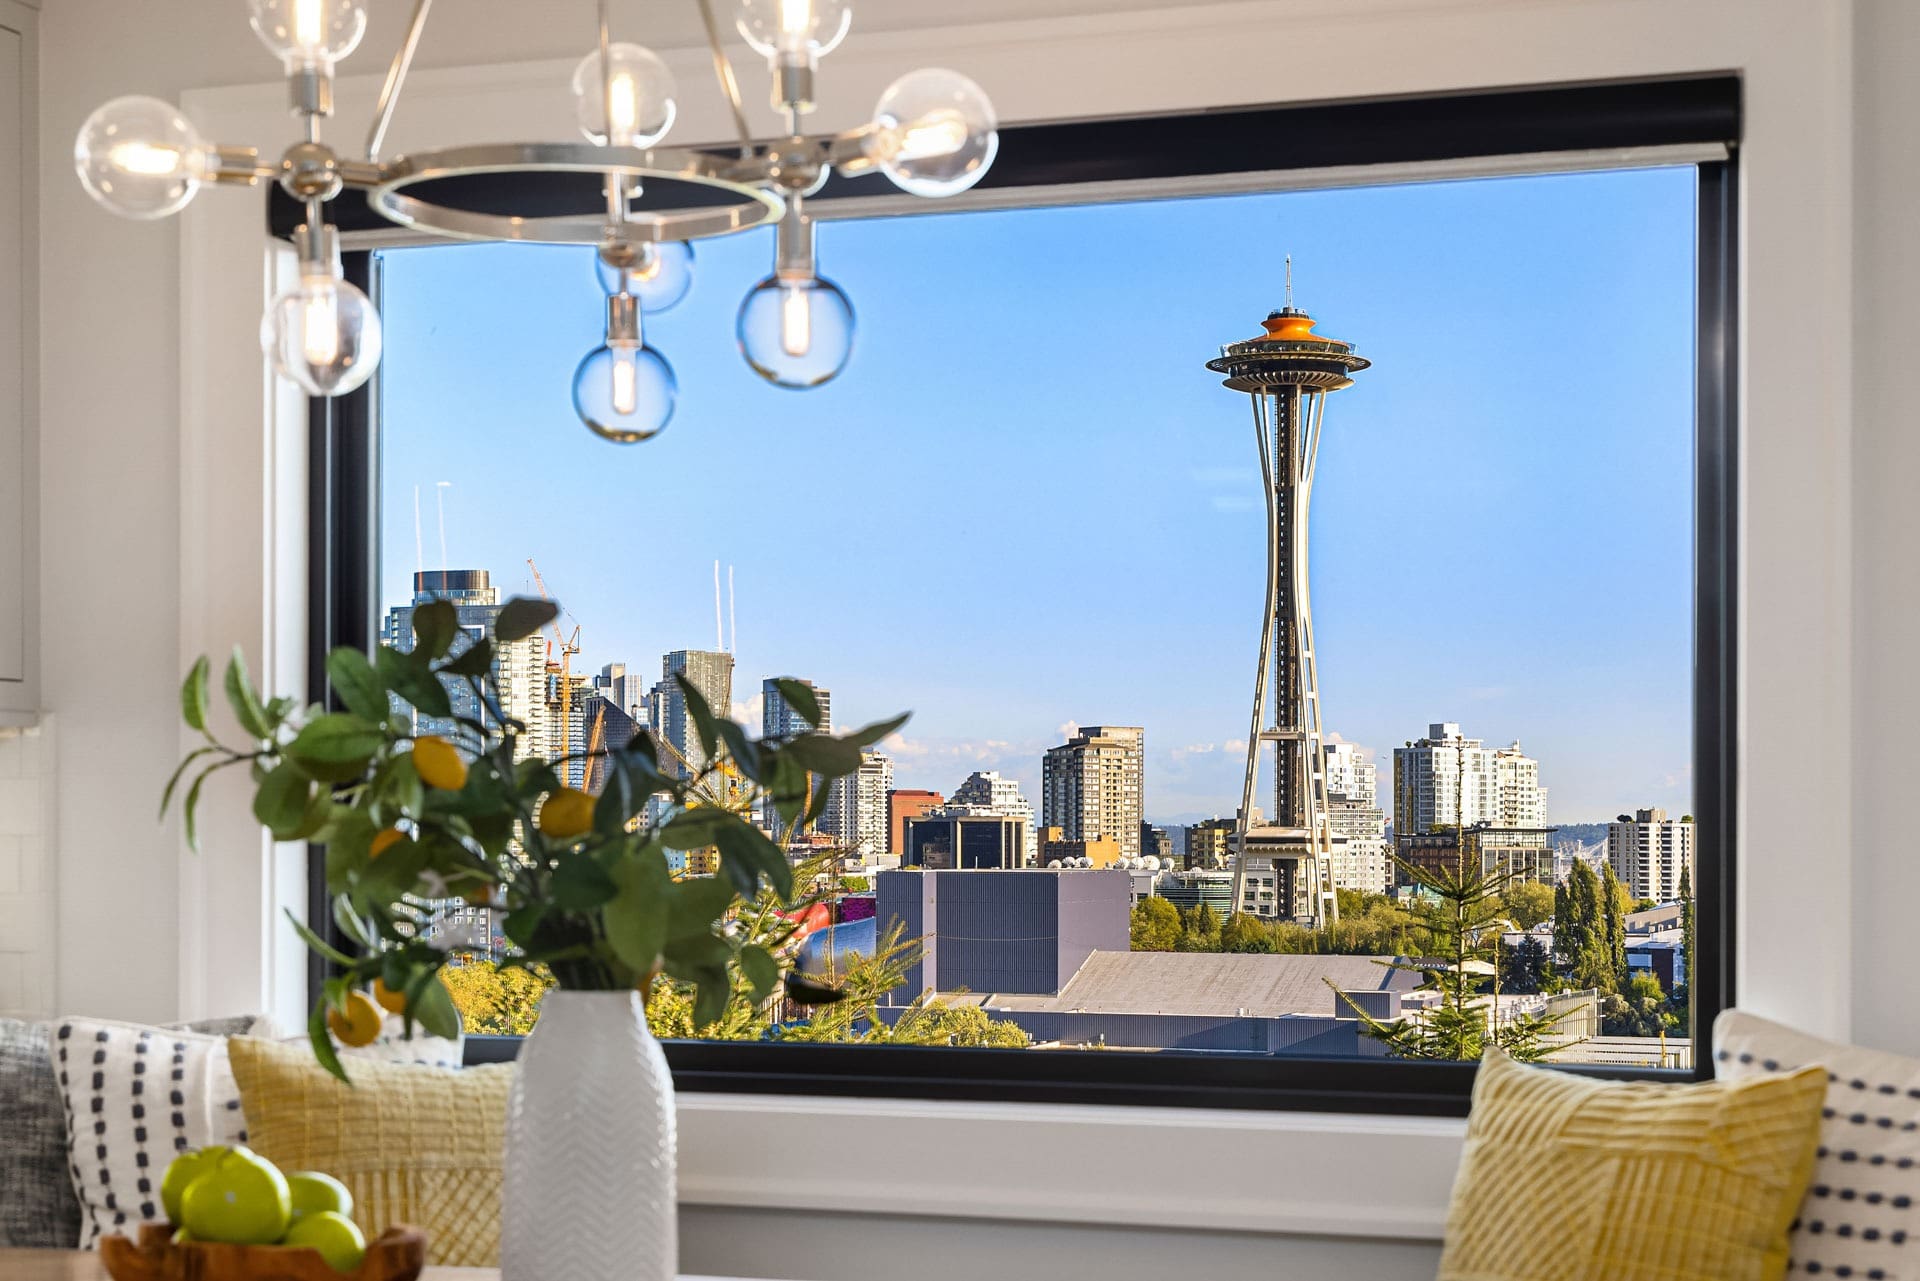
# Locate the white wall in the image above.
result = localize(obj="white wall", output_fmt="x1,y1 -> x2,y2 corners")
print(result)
26,0 -> 1920,1276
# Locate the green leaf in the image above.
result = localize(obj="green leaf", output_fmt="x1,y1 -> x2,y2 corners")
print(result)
716,721 -> 762,783
673,674 -> 721,762
604,847 -> 672,974
550,855 -> 618,911
291,783 -> 334,842
843,713 -> 910,751
286,713 -> 385,784
181,657 -> 212,734
658,808 -> 732,850
160,746 -> 221,819
664,931 -> 730,971
502,904 -> 549,950
183,767 -> 212,854
408,967 -> 462,1040
594,756 -> 636,839
252,763 -> 314,839
666,873 -> 737,941
771,678 -> 823,730
325,647 -> 389,722
375,645 -> 453,720
223,647 -> 274,740
784,733 -> 862,777
285,906 -> 357,967
689,966 -> 731,1027
713,815 -> 794,902
739,944 -> 779,1004
438,637 -> 495,678
412,600 -> 460,660
307,995 -> 351,1085
494,597 -> 559,643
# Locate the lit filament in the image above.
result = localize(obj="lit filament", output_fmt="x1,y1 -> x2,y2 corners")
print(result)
294,0 -> 325,53
894,110 -> 969,160
611,351 -> 639,415
607,71 -> 639,144
779,0 -> 813,42
780,284 -> 812,358
108,142 -> 183,177
301,283 -> 341,370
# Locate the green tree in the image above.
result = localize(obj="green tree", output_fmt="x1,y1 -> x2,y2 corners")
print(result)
1130,898 -> 1181,951
1502,881 -> 1555,932
1600,972 -> 1677,1038
1498,934 -> 1554,996
1220,912 -> 1278,953
1600,861 -> 1629,993
1559,861 -> 1614,992
1176,903 -> 1221,951
1335,854 -> 1564,1063
441,959 -> 554,1035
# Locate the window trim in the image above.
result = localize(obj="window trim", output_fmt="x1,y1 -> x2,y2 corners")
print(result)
306,78 -> 1739,1116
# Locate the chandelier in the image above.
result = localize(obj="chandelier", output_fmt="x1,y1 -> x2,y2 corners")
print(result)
72,0 -> 999,441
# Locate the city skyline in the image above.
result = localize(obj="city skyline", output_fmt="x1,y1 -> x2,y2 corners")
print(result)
376,165 -> 1694,823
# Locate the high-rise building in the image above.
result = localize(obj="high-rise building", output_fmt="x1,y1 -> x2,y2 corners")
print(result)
887,789 -> 943,856
1140,823 -> 1173,863
1185,818 -> 1235,870
1327,797 -> 1389,894
821,751 -> 892,854
1321,742 -> 1387,893
1393,723 -> 1546,835
762,676 -> 830,740
593,663 -> 651,723
1041,725 -> 1145,859
1607,808 -> 1695,903
380,569 -> 548,757
1324,742 -> 1378,807
649,649 -> 734,776
951,770 -> 1036,862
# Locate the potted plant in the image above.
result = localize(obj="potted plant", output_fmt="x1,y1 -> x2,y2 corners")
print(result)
166,594 -> 899,1281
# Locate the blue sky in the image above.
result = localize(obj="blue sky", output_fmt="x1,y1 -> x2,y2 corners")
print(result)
377,165 -> 1696,825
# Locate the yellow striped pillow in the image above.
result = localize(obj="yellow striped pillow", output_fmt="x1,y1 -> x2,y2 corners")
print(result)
1440,1048 -> 1828,1281
226,1036 -> 511,1268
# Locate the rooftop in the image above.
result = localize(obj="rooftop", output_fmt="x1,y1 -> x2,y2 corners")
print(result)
980,951 -> 1420,1019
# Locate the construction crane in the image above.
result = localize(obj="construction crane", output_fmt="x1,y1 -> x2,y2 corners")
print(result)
584,703 -> 608,793
526,559 -> 583,775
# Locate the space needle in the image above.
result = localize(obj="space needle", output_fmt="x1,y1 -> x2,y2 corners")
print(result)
1205,262 -> 1369,926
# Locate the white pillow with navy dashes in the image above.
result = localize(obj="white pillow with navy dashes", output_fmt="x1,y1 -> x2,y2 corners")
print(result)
1715,1009 -> 1920,1281
48,1018 -> 251,1249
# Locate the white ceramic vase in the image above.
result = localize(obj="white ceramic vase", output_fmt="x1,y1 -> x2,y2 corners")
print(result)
501,989 -> 677,1281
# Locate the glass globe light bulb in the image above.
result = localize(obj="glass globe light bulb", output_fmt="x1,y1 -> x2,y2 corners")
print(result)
247,0 -> 368,69
870,68 -> 999,198
736,274 -> 854,389
260,272 -> 382,397
595,241 -> 696,312
734,0 -> 852,60
574,344 -> 676,442
74,96 -> 212,221
571,44 -> 678,148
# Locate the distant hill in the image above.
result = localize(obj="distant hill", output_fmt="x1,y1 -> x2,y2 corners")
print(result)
1554,822 -> 1609,849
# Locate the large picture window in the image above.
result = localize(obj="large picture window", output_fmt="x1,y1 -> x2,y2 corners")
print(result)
306,79 -> 1737,1112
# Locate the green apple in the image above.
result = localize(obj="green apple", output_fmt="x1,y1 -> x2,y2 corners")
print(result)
282,1210 -> 367,1274
286,1171 -> 354,1224
179,1147 -> 291,1245
159,1146 -> 231,1225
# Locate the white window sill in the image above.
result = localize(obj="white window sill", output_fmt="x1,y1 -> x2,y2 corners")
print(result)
677,1092 -> 1464,1239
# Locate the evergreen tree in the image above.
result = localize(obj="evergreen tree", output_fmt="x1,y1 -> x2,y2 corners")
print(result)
1333,856 -> 1564,1062
1600,861 -> 1628,993
1499,934 -> 1554,995
1678,864 -> 1694,990
1177,902 -> 1222,951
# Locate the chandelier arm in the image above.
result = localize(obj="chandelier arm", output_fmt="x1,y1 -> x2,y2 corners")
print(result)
694,0 -> 754,153
366,0 -> 436,163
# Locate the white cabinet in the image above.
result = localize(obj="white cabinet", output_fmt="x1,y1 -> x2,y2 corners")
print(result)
0,1 -> 34,721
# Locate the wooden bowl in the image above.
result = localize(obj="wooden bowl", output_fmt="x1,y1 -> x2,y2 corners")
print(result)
99,1222 -> 427,1281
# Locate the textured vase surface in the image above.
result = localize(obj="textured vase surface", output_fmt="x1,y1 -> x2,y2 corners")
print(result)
502,989 -> 677,1281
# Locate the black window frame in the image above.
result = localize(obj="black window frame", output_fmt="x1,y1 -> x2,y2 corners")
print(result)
302,76 -> 1739,1117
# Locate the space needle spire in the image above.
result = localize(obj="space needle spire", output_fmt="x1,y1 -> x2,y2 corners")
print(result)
1205,271 -> 1370,926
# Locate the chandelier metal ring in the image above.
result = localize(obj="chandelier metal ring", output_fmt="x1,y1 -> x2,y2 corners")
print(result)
366,141 -> 788,246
